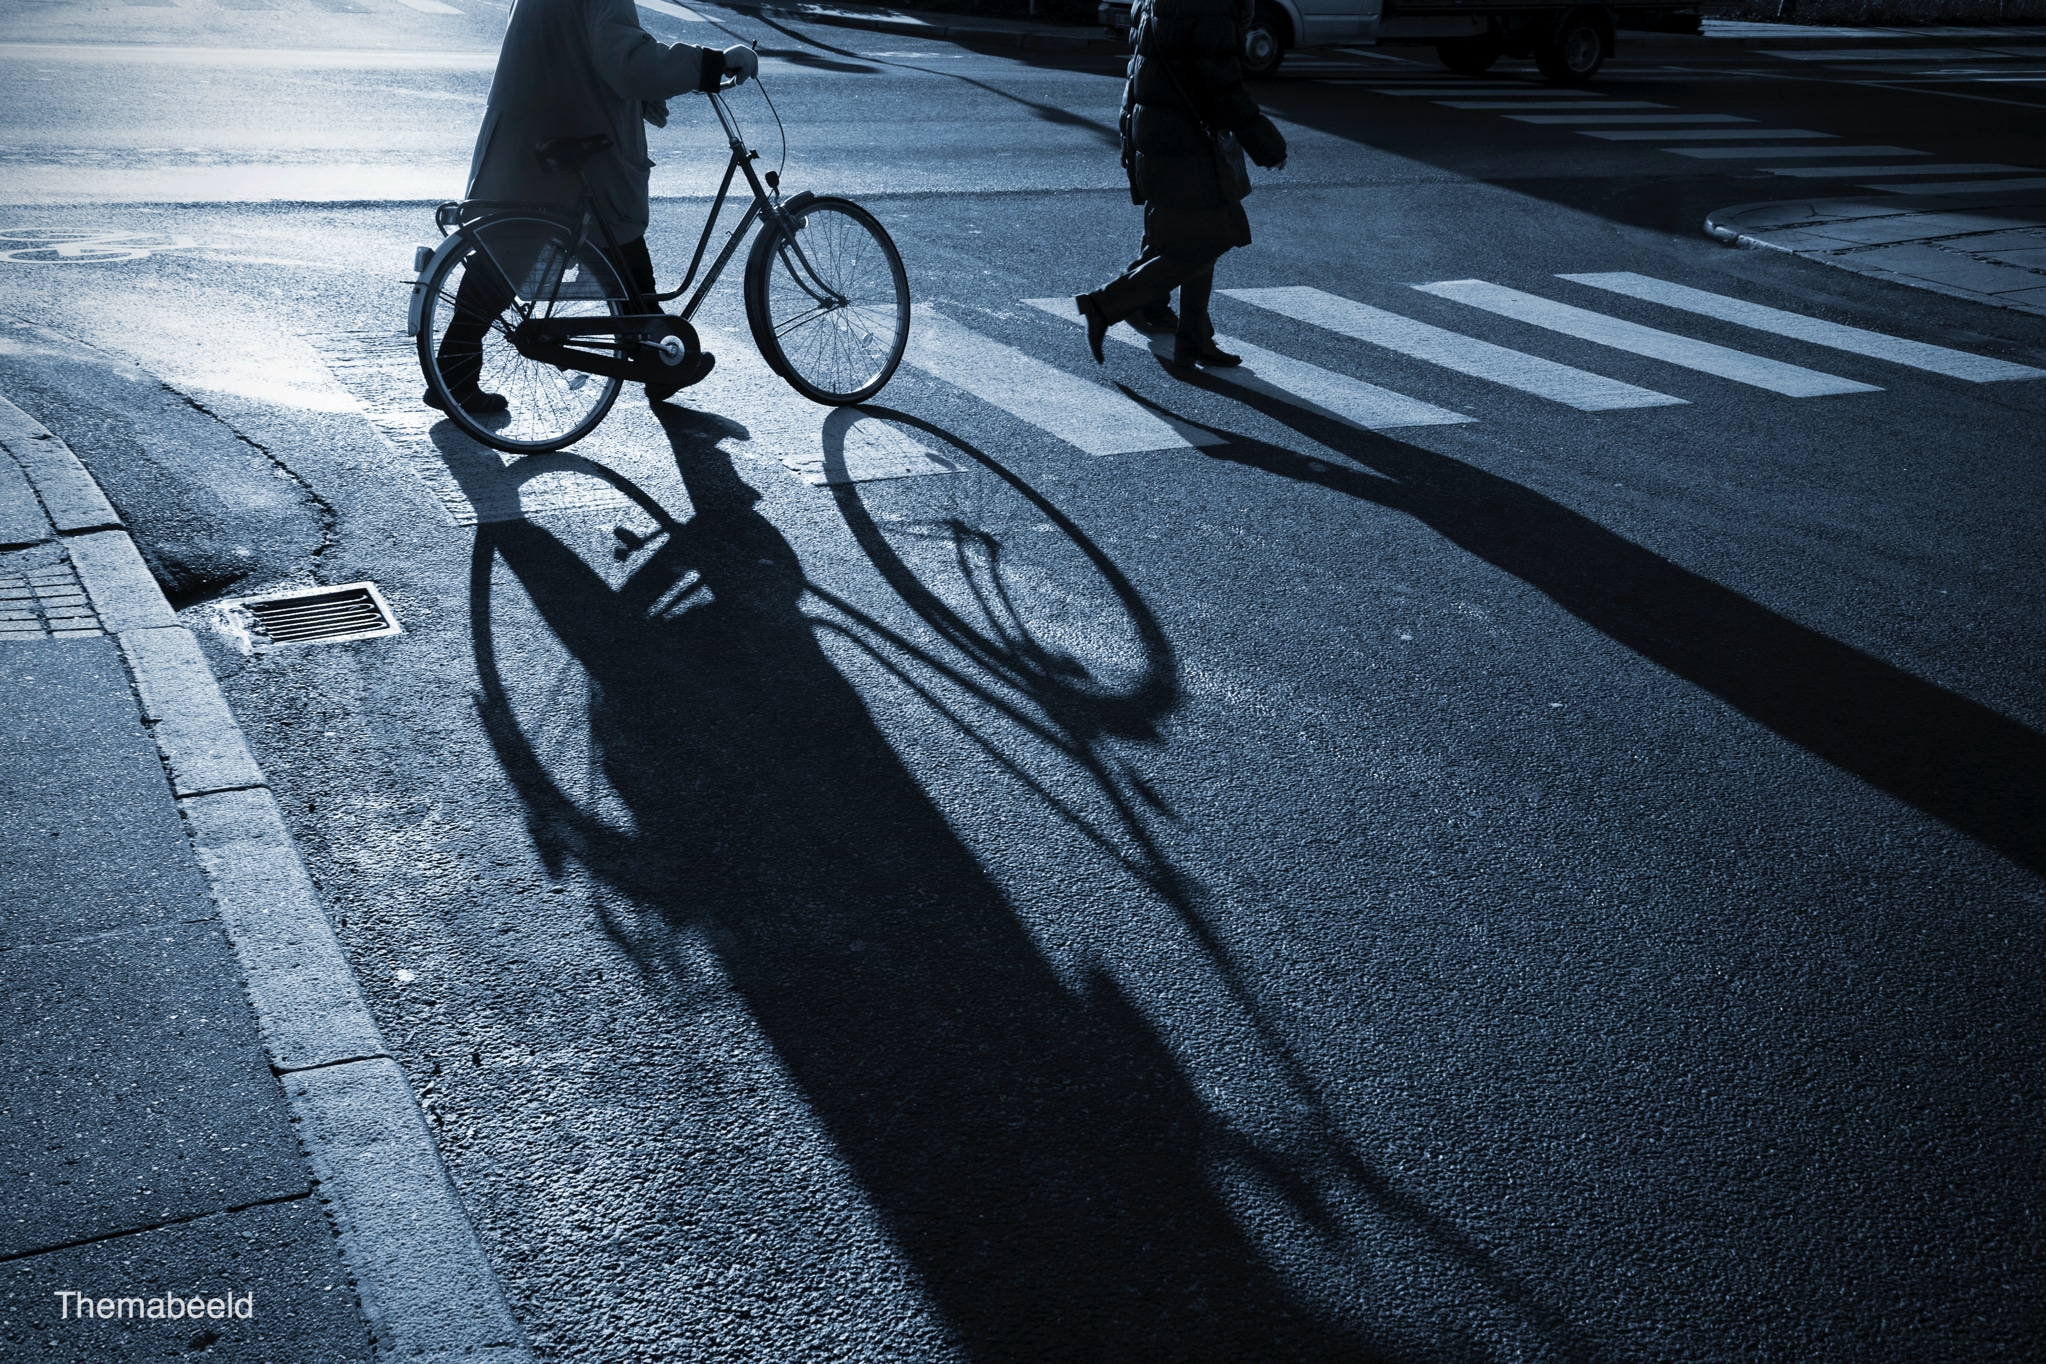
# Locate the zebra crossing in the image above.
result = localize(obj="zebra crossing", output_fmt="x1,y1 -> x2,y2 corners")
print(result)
1351,76 -> 2045,197
321,270 -> 2042,525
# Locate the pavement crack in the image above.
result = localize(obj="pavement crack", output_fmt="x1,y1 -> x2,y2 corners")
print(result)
159,384 -> 342,578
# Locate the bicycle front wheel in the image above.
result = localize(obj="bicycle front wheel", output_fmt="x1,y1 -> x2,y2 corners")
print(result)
418,215 -> 626,454
744,197 -> 909,406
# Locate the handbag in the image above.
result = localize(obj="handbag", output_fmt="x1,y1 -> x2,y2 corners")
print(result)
1160,58 -> 1252,201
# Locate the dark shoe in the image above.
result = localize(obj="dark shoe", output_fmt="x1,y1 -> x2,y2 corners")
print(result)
1075,293 -> 1110,365
1172,335 -> 1242,368
1130,303 -> 1179,336
423,386 -> 509,415
647,350 -> 715,403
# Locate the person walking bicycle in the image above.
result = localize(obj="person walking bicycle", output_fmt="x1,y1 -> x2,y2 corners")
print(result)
1076,0 -> 1286,369
430,0 -> 759,414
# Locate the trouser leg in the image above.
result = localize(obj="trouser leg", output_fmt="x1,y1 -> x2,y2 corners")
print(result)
1175,263 -> 1216,343
613,236 -> 659,302
1091,251 -> 1211,326
437,253 -> 515,398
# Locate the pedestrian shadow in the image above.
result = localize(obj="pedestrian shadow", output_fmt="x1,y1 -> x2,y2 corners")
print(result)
1119,371 -> 2046,876
452,406 -> 1389,1361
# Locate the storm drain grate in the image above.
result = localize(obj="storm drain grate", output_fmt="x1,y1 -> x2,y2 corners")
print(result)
228,582 -> 402,646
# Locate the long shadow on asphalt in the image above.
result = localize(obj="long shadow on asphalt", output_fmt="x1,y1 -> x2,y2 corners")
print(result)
454,408 -> 1396,1360
1120,370 -> 2046,878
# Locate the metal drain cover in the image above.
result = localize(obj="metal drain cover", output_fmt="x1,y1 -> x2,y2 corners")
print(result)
225,582 -> 402,646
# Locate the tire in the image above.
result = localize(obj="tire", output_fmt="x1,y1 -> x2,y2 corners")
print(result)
1436,35 -> 1502,75
744,197 -> 909,407
1536,9 -> 1606,85
417,215 -> 625,454
1242,5 -> 1287,77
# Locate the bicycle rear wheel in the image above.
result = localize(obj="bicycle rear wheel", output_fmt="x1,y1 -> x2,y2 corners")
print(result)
744,197 -> 909,406
418,215 -> 626,453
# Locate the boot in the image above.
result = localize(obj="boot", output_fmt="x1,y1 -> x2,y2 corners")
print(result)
1075,293 -> 1112,364
423,386 -> 509,415
1172,334 -> 1242,368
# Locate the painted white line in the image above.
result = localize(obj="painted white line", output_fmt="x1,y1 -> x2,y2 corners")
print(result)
393,0 -> 462,12
1022,299 -> 1474,431
637,0 -> 709,19
0,42 -> 499,68
905,306 -> 1220,455
1508,113 -> 1752,125
1767,162 -> 2029,177
1668,145 -> 1929,159
1438,100 -> 1667,109
1226,286 -> 1684,412
1868,175 -> 2046,194
1417,280 -> 1880,397
1583,128 -> 1837,141
1561,271 -> 2045,383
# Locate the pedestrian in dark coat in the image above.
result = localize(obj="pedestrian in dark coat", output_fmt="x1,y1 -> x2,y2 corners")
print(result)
431,0 -> 757,412
1076,0 -> 1286,368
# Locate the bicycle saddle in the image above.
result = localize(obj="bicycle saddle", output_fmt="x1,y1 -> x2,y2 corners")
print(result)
532,135 -> 614,173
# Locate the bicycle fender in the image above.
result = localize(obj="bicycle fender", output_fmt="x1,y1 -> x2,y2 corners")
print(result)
406,233 -> 470,337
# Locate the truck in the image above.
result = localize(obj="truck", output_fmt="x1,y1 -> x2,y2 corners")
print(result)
1097,0 -> 1711,84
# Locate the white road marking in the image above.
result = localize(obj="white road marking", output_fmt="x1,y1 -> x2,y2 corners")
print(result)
636,0 -> 708,19
1867,176 -> 2046,194
1583,128 -> 1837,141
905,307 -> 1221,456
392,0 -> 462,12
1668,145 -> 1929,159
1508,113 -> 1752,124
0,41 -> 499,68
1767,162 -> 2029,177
1416,280 -> 1880,397
1021,299 -> 1474,432
1227,286 -> 1684,412
1560,272 -> 2046,383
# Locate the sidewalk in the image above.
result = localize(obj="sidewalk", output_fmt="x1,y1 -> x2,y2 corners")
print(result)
1707,191 -> 2046,317
0,395 -> 527,1360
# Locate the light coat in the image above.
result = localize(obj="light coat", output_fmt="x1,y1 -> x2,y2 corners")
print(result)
467,0 -> 718,240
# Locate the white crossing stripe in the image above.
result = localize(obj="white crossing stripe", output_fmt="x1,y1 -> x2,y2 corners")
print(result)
1511,113 -> 1751,125
1668,145 -> 1929,159
1441,100 -> 1668,109
904,307 -> 1221,456
1417,280 -> 1880,397
392,0 -> 462,11
1869,176 -> 2046,194
1226,286 -> 1684,412
1583,128 -> 1836,141
1021,300 -> 1474,432
1561,273 -> 2045,383
1767,163 -> 2028,177
637,0 -> 708,19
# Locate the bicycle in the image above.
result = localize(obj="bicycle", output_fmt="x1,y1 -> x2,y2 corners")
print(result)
406,78 -> 911,455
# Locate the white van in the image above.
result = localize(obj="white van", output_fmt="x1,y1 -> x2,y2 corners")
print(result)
1097,1 -> 1707,84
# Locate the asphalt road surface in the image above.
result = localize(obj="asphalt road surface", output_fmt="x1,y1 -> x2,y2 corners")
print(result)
3,2 -> 2044,1359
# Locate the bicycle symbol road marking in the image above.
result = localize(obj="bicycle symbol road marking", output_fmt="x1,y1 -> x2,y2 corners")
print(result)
0,229 -> 198,264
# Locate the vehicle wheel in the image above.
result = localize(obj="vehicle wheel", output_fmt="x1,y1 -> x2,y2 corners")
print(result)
744,197 -> 909,406
1535,9 -> 1606,85
1242,5 -> 1287,77
417,216 -> 625,454
1436,35 -> 1502,75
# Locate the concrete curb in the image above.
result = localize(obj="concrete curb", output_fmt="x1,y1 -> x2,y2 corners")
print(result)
0,394 -> 532,1364
1705,196 -> 2046,318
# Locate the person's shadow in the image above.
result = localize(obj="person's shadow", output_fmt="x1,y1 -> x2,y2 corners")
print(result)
1122,366 -> 2046,877
459,407 -> 1388,1361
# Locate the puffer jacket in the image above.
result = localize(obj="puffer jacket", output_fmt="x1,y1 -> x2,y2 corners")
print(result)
1120,0 -> 1284,212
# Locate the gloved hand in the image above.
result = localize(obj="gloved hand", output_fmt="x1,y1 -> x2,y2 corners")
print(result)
722,44 -> 759,86
1239,114 -> 1287,170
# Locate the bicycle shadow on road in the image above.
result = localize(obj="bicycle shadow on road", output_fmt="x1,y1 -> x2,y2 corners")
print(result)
455,405 -> 1389,1361
1121,370 -> 2046,878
